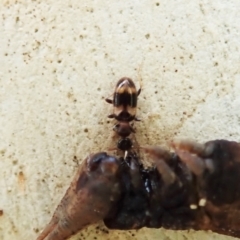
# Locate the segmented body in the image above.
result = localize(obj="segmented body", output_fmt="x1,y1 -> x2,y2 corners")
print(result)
106,78 -> 141,143
37,140 -> 240,239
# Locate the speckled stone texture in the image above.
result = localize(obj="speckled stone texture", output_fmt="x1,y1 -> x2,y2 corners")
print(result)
0,0 -> 239,239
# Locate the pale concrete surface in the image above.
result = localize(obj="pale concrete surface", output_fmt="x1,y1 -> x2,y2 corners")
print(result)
0,0 -> 239,239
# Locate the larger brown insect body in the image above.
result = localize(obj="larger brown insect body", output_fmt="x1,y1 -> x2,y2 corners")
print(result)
105,139 -> 240,238
37,139 -> 240,239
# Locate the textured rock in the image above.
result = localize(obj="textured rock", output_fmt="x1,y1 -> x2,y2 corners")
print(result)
0,0 -> 239,239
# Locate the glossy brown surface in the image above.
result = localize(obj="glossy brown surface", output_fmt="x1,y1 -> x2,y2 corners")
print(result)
113,77 -> 138,122
105,139 -> 240,238
36,152 -> 121,240
172,139 -> 240,237
37,140 -> 240,240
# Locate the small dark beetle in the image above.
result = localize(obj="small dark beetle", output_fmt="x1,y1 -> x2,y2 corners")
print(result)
106,77 -> 141,138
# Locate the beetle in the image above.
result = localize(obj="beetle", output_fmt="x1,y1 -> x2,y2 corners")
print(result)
105,78 -> 142,158
106,77 -> 141,138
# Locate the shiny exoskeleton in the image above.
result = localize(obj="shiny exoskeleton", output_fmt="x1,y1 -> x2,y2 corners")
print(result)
106,78 -> 141,139
105,139 -> 240,238
36,152 -> 122,240
37,139 -> 240,239
117,138 -> 133,152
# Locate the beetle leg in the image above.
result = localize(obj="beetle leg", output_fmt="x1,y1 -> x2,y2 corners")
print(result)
137,88 -> 141,96
108,113 -> 116,119
105,93 -> 114,104
105,98 -> 113,104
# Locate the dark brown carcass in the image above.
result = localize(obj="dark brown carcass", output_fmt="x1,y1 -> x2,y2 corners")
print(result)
37,139 -> 240,239
105,139 -> 240,238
